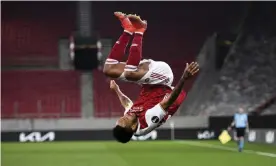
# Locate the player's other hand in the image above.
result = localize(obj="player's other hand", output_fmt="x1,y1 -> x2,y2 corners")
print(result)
110,80 -> 119,91
183,62 -> 199,79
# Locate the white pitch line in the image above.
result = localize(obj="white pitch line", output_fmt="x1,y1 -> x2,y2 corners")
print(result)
176,141 -> 276,158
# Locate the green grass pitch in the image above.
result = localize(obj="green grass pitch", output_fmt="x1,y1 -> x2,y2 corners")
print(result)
2,140 -> 276,166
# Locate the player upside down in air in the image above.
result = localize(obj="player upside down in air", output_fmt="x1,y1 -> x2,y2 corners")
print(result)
103,12 -> 200,143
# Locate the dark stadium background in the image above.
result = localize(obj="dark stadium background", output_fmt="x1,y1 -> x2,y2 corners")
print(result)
1,1 -> 276,166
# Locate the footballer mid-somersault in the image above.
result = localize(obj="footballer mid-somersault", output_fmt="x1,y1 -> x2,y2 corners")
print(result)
103,12 -> 200,143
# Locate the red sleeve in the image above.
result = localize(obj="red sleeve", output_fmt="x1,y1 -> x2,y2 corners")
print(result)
167,90 -> 187,116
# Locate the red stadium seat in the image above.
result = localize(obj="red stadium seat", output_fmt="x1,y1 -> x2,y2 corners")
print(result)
1,2 -> 76,66
1,71 -> 81,119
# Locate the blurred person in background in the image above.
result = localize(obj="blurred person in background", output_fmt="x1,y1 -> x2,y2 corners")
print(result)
228,107 -> 249,152
103,12 -> 199,143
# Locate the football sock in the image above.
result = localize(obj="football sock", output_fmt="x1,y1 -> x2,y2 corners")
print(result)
125,33 -> 143,71
105,30 -> 132,64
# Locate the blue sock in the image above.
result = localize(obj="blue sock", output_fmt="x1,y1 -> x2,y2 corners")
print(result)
238,139 -> 244,152
240,139 -> 244,149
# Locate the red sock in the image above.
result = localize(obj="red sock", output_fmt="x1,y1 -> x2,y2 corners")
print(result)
125,33 -> 143,71
105,30 -> 132,64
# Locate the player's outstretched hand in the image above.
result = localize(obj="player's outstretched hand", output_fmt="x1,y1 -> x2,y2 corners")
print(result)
183,62 -> 199,79
110,80 -> 119,91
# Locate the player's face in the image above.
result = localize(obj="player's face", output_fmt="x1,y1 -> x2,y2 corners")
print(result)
238,108 -> 244,113
116,114 -> 137,132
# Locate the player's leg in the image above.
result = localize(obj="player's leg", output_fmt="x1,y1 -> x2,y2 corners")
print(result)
238,128 -> 245,152
125,16 -> 175,86
123,15 -> 148,81
239,137 -> 245,152
103,12 -> 134,78
236,128 -> 242,152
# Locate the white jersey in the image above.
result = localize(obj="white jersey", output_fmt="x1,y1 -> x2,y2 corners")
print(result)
119,59 -> 174,87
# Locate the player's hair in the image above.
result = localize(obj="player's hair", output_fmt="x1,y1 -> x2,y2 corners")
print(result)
113,125 -> 133,143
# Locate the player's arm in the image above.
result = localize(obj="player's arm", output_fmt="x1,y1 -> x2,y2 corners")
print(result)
228,121 -> 235,131
135,62 -> 199,136
228,115 -> 236,131
246,121 -> 250,133
160,62 -> 199,110
110,80 -> 133,109
245,114 -> 250,132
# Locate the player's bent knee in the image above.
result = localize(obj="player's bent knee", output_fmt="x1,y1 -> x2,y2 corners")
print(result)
103,65 -> 110,75
103,65 -> 121,78
124,71 -> 139,81
103,65 -> 111,76
103,69 -> 119,78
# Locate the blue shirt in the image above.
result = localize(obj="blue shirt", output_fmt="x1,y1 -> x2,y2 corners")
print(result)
234,113 -> 248,128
